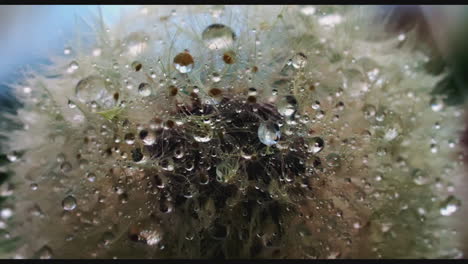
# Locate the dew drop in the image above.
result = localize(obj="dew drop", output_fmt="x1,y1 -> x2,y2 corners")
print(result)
277,95 -> 298,118
62,195 -> 77,211
216,159 -> 239,184
202,24 -> 236,50
173,51 -> 194,73
75,76 -> 109,104
430,97 -> 444,112
132,61 -> 143,71
60,162 -> 72,173
326,153 -> 341,167
307,137 -> 325,154
124,133 -> 136,145
67,61 -> 79,73
139,130 -> 156,145
138,83 -> 151,97
290,52 -> 308,69
258,121 -> 281,146
363,104 -> 376,119
440,195 -> 461,216
37,245 -> 53,259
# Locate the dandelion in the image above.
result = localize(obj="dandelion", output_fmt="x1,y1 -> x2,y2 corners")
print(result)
0,5 -> 465,259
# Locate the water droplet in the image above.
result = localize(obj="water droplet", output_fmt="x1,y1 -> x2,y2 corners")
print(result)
173,51 -> 194,73
216,159 -> 239,184
326,153 -> 341,167
67,99 -> 77,109
132,61 -> 143,71
290,52 -> 308,69
124,133 -> 135,145
63,47 -> 72,55
62,195 -> 77,211
440,195 -> 461,216
75,76 -> 109,104
277,95 -> 298,118
412,169 -> 429,185
6,151 -> 19,162
138,83 -> 151,97
202,24 -> 236,50
67,61 -> 79,73
430,97 -> 444,112
139,130 -> 156,145
123,31 -> 148,56
307,137 -> 324,154
193,125 -> 213,143
37,245 -> 53,259
86,172 -> 96,182
311,100 -> 320,110
258,121 -> 281,146
363,104 -> 376,119
60,162 -> 72,173
159,158 -> 174,171
211,72 -> 221,82
223,50 -> 236,64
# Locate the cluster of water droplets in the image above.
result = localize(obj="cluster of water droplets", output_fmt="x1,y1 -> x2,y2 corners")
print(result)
1,5 -> 465,259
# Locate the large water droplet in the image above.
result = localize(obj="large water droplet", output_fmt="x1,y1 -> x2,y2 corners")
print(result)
277,95 -> 298,118
62,195 -> 77,211
202,24 -> 236,50
258,122 -> 281,146
430,97 -> 444,112
75,76 -> 109,104
173,51 -> 194,73
326,153 -> 341,167
412,169 -> 429,185
138,83 -> 151,97
123,31 -> 148,56
290,52 -> 308,69
307,137 -> 324,154
440,195 -> 461,216
216,159 -> 239,184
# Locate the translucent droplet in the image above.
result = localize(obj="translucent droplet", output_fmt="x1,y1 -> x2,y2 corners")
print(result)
132,61 -> 143,71
307,137 -> 324,154
63,47 -> 72,55
67,99 -> 77,109
277,95 -> 298,118
138,83 -> 151,97
86,172 -> 96,182
75,76 -> 109,103
159,158 -> 174,172
67,61 -> 79,73
60,162 -> 72,173
248,87 -> 257,96
139,130 -> 156,145
440,195 -> 461,216
123,31 -> 148,56
216,159 -> 239,184
290,52 -> 308,69
258,122 -> 281,146
430,97 -> 444,112
211,72 -> 221,82
62,195 -> 77,211
326,153 -> 341,167
412,169 -> 429,185
124,133 -> 135,145
37,245 -> 53,259
173,51 -> 194,73
6,152 -> 19,162
202,24 -> 236,50
363,104 -> 376,119
193,125 -> 213,143
311,100 -> 320,110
